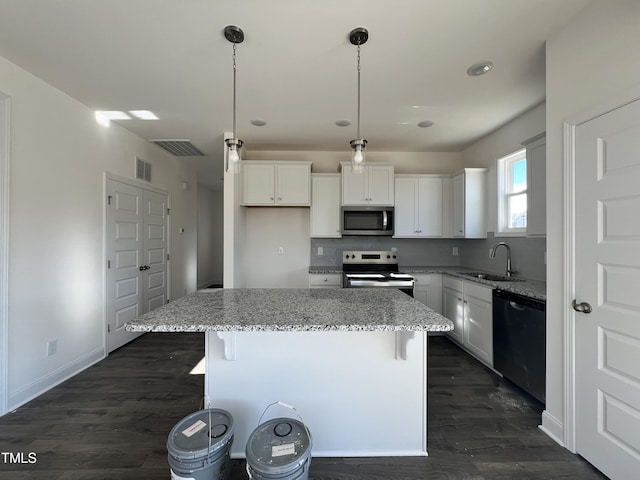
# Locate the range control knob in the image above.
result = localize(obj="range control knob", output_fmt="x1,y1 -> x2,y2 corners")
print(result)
351,255 -> 356,259
393,255 -> 397,259
386,255 -> 391,259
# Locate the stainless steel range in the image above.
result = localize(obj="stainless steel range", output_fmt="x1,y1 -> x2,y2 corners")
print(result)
342,250 -> 415,296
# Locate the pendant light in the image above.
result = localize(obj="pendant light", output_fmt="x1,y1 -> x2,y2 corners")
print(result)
349,27 -> 369,174
224,25 -> 244,174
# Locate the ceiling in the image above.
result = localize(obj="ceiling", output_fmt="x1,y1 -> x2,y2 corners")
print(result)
0,0 -> 591,189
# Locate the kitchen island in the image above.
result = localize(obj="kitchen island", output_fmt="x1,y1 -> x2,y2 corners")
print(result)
126,288 -> 453,457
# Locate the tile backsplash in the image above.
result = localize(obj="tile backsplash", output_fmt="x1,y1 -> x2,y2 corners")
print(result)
310,233 -> 546,281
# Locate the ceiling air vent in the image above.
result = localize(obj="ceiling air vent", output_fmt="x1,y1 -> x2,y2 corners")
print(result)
150,139 -> 205,156
135,157 -> 152,182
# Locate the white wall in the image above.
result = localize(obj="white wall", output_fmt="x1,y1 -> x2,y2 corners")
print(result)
243,208 -> 311,288
197,186 -> 224,288
545,0 -> 640,443
0,54 -> 198,412
461,102 -> 546,232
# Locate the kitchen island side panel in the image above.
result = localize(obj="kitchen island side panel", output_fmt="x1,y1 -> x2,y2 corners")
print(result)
204,330 -> 428,457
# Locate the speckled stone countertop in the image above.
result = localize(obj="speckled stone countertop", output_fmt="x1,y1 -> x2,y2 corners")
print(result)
125,288 -> 453,333
309,266 -> 546,301
308,266 -> 343,274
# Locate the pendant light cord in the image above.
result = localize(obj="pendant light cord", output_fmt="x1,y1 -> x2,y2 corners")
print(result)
232,42 -> 237,138
356,43 -> 361,139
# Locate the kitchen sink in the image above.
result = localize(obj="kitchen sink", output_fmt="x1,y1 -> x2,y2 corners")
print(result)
459,272 -> 525,282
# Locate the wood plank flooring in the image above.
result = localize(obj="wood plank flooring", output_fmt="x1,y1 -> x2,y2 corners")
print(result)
0,333 -> 608,479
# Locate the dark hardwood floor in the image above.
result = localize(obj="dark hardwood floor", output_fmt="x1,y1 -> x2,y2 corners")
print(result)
0,333 -> 607,479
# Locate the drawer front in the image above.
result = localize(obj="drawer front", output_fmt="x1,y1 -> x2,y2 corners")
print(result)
309,274 -> 342,287
442,275 -> 463,293
463,281 -> 493,303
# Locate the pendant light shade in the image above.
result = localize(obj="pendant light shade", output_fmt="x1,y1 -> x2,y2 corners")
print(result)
349,27 -> 369,174
224,25 -> 244,174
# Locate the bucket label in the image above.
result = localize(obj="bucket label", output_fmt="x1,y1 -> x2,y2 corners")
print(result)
181,419 -> 207,438
272,443 -> 295,457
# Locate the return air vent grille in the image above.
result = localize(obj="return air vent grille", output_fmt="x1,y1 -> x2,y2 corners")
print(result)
150,139 -> 204,156
135,157 -> 152,182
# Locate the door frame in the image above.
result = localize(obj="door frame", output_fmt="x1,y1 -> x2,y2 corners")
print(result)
103,173 -> 171,352
0,95 -> 10,416
562,84 -> 640,453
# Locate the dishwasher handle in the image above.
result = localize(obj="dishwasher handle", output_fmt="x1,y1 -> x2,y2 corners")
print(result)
493,288 -> 545,312
509,301 -> 527,311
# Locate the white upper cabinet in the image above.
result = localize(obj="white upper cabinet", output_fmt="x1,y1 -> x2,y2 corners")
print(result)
451,168 -> 487,238
523,133 -> 546,237
310,174 -> 341,238
341,162 -> 394,206
242,161 -> 311,206
394,175 -> 443,237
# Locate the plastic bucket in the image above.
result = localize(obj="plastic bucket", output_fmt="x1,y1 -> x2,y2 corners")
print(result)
167,408 -> 234,480
246,402 -> 312,480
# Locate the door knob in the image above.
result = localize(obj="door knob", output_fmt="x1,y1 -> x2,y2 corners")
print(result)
139,265 -> 150,271
572,299 -> 592,314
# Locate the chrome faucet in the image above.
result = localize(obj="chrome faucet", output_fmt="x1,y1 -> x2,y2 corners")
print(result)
490,242 -> 513,277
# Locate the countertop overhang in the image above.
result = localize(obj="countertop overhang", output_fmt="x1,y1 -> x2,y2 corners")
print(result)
125,288 -> 453,333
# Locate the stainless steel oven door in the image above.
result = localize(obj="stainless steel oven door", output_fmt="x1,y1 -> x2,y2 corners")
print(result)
343,273 -> 414,297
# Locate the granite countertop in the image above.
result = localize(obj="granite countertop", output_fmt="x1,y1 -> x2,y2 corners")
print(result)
309,266 -> 546,301
125,288 -> 453,333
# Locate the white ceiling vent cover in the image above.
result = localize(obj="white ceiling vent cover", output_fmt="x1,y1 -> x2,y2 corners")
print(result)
135,157 -> 152,182
150,139 -> 204,156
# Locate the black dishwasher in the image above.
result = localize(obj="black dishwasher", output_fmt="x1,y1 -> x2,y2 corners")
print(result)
493,289 -> 546,404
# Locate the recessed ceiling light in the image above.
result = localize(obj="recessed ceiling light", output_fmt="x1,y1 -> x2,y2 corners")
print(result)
96,110 -> 131,120
129,110 -> 159,120
467,61 -> 494,76
335,120 -> 351,127
250,119 -> 267,126
418,120 -> 434,128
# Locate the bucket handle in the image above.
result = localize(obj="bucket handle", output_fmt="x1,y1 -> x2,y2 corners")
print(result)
257,401 -> 312,447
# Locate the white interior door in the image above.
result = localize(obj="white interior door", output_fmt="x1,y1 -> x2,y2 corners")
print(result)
142,190 -> 168,312
106,178 -> 168,353
574,98 -> 640,479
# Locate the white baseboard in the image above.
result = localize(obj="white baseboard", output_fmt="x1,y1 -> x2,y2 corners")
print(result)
7,347 -> 104,413
539,410 -> 565,447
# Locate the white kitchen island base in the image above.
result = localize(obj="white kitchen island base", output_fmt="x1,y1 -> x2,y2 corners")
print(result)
205,330 -> 428,458
126,289 -> 453,458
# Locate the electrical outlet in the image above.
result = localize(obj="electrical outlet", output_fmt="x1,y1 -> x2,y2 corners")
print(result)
317,247 -> 323,256
278,246 -> 284,255
452,247 -> 459,256
46,339 -> 57,357
391,247 -> 397,252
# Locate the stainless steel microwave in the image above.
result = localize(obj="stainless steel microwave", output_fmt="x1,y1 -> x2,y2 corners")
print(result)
341,206 -> 394,236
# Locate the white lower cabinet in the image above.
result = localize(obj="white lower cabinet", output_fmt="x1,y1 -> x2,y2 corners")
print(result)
442,276 -> 493,367
413,274 -> 442,314
309,273 -> 342,289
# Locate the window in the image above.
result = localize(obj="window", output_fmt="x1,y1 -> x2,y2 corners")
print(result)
497,149 -> 527,235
